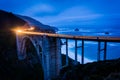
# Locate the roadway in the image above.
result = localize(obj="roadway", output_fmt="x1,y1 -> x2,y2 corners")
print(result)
16,31 -> 120,42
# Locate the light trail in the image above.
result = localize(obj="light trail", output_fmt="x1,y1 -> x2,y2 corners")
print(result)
15,30 -> 120,42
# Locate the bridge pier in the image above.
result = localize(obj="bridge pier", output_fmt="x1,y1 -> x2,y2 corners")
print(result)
97,41 -> 107,61
65,39 -> 69,66
75,39 -> 77,65
42,36 -> 62,79
61,39 -> 85,65
74,40 -> 84,64
42,36 -> 50,80
81,40 -> 84,64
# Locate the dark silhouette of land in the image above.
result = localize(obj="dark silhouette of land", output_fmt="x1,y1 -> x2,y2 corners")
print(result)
0,10 -> 44,80
59,59 -> 120,80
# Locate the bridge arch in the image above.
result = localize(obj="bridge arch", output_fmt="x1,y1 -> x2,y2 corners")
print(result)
20,36 -> 44,79
20,36 -> 41,58
16,34 -> 62,79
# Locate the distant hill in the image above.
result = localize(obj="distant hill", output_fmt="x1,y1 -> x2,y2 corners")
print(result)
0,10 -> 26,53
0,10 -> 26,30
0,10 -> 57,32
0,9 -> 58,51
16,14 -> 57,33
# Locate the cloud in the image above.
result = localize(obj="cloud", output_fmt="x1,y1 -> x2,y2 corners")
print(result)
22,4 -> 55,16
33,6 -> 102,25
18,1 -> 120,26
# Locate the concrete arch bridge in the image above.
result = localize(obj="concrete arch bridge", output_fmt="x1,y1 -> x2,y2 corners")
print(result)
16,26 -> 120,80
14,13 -> 120,80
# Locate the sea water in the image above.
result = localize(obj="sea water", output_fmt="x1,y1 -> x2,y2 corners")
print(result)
57,25 -> 120,63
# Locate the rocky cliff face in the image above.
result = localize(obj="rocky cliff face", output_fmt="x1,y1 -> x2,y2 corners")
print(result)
59,59 -> 120,80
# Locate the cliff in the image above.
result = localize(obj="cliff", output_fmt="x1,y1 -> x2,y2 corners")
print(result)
59,59 -> 120,80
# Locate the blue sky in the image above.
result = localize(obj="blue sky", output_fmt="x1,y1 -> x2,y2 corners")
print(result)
0,0 -> 120,26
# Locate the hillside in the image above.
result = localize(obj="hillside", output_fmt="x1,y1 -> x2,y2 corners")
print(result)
0,10 -> 58,80
0,10 -> 44,80
59,58 -> 120,80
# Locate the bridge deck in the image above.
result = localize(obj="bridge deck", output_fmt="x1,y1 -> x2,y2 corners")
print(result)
20,31 -> 120,42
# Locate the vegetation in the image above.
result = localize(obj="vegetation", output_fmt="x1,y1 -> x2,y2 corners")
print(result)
59,59 -> 120,80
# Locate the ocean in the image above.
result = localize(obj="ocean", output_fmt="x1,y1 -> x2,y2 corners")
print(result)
56,25 -> 120,63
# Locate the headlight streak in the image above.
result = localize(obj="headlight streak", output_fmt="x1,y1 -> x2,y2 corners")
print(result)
14,30 -> 120,42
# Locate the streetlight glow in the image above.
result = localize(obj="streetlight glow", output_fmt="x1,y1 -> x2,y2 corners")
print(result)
17,30 -> 22,33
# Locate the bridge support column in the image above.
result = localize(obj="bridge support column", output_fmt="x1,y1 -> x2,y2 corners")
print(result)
97,41 -> 107,61
98,41 -> 101,61
81,40 -> 84,64
49,38 -> 61,79
75,39 -> 78,65
42,36 -> 50,80
65,39 -> 68,66
104,41 -> 107,61
42,37 -> 61,80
